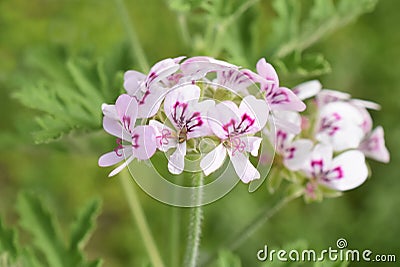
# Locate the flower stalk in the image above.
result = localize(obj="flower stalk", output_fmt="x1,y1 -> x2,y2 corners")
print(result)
183,172 -> 204,267
120,170 -> 165,267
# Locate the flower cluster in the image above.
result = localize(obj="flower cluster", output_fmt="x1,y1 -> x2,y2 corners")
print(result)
99,56 -> 306,182
98,56 -> 389,197
267,80 -> 390,201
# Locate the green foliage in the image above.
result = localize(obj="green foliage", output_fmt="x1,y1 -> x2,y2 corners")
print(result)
12,45 -> 129,144
0,192 -> 102,267
270,0 -> 379,58
214,250 -> 242,267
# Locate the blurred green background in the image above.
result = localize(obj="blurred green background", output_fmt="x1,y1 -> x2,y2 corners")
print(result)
0,0 -> 399,266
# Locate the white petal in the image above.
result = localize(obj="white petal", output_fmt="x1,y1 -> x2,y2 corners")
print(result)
272,110 -> 302,134
137,86 -> 165,118
359,126 -> 390,163
228,150 -> 260,183
101,104 -> 119,120
283,139 -> 313,171
207,101 -> 241,139
200,143 -> 227,176
239,95 -> 269,133
292,80 -> 322,100
124,70 -> 146,96
131,125 -> 157,160
302,144 -> 333,177
351,99 -> 381,110
316,89 -> 350,106
164,84 -> 201,124
325,150 -> 368,191
168,142 -> 187,175
108,156 -> 134,177
240,136 -> 262,157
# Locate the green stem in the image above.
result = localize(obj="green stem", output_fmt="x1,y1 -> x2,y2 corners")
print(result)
200,194 -> 299,267
119,170 -> 165,267
114,0 -> 149,72
178,13 -> 191,47
183,172 -> 204,267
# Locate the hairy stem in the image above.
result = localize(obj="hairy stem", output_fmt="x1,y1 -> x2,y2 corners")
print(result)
183,172 -> 204,267
200,194 -> 299,267
114,0 -> 149,72
120,170 -> 165,267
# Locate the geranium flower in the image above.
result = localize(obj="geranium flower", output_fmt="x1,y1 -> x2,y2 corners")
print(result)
200,96 -> 268,183
98,94 -> 157,176
150,84 -> 214,174
300,144 -> 368,191
124,57 -> 185,118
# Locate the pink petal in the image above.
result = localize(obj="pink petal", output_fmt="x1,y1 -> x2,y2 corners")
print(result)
256,58 -> 279,93
101,104 -> 119,120
268,87 -> 306,112
200,143 -> 227,176
98,148 -> 132,167
103,117 -> 124,139
115,94 -> 138,132
181,56 -> 238,80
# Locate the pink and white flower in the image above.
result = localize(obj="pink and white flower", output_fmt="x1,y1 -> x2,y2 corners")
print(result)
301,144 -> 368,191
124,57 -> 185,118
98,94 -> 157,176
150,84 -> 214,174
200,96 -> 269,183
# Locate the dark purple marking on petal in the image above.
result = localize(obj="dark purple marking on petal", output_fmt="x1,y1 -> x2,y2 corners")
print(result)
311,159 -> 324,178
276,130 -> 287,150
132,134 -> 140,149
134,90 -> 151,106
146,72 -> 158,87
222,119 -> 237,137
285,146 -> 296,160
230,136 -> 246,156
156,129 -> 172,146
186,111 -> 203,132
114,138 -> 124,157
323,166 -> 344,182
122,116 -> 132,132
270,89 -> 289,104
172,101 -> 188,127
319,112 -> 341,136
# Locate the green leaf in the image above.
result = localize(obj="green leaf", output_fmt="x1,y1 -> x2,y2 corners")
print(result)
16,192 -> 66,267
16,192 -> 102,267
274,52 -> 332,81
0,218 -> 18,259
69,198 -> 101,252
270,0 -> 379,59
13,45 -> 129,144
